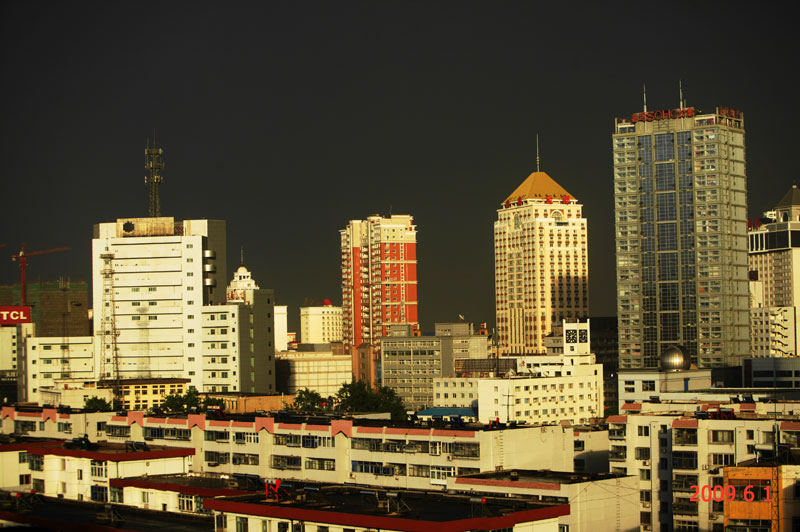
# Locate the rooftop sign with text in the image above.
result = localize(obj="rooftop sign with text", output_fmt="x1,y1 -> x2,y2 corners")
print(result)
631,107 -> 696,123
0,306 -> 32,325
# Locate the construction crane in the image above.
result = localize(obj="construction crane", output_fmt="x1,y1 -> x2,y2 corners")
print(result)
11,243 -> 71,305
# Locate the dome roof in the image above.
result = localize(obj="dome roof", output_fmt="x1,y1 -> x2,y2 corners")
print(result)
660,345 -> 691,371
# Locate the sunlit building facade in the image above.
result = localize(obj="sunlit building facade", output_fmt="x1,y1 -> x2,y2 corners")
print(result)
613,105 -> 749,369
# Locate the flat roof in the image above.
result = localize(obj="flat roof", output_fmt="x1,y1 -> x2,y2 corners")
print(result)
111,473 -> 257,497
28,441 -> 194,462
0,494 -> 211,532
205,487 -> 569,532
456,469 -> 628,486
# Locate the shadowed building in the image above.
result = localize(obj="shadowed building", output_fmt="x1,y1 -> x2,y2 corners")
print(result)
495,171 -> 589,355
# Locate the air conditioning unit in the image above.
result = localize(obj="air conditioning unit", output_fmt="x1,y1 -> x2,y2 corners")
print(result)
709,514 -> 719,521
642,501 -> 651,508
642,525 -> 652,531
447,454 -> 454,461
702,464 -> 710,470
643,460 -> 650,466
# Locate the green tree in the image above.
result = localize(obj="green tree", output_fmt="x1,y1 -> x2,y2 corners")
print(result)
84,396 -> 113,412
161,393 -> 186,413
336,381 -> 406,420
293,388 -> 324,412
202,396 -> 225,409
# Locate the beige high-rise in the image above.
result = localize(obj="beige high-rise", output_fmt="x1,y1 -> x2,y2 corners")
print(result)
494,171 -> 589,354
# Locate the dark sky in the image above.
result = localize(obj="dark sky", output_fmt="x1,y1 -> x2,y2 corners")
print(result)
1,1 -> 796,333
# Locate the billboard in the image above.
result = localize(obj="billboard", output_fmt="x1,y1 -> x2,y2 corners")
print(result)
0,306 -> 32,325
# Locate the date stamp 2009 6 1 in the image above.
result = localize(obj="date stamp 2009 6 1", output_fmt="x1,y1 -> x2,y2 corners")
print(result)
689,484 -> 771,502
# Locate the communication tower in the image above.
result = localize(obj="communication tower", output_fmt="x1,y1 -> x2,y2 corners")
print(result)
144,135 -> 164,217
99,253 -> 122,405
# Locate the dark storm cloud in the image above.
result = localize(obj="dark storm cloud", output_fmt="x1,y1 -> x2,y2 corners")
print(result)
1,1 -> 796,332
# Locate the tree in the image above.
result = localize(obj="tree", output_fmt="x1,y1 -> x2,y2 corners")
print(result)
161,387 -> 202,413
161,393 -> 186,413
336,381 -> 406,420
84,396 -> 113,412
293,388 -> 325,412
202,396 -> 225,409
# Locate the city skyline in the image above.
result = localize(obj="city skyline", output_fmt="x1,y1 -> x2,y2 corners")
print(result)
1,2 -> 796,333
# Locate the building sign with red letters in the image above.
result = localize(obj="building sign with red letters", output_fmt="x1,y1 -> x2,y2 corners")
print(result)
0,306 -> 32,325
631,107 -> 696,123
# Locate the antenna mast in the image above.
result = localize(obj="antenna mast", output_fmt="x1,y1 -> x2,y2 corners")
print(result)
679,80 -> 685,109
144,132 -> 165,217
536,134 -> 541,172
643,83 -> 648,113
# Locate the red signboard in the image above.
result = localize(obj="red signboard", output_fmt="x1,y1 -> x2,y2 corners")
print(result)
631,107 -> 695,123
0,306 -> 32,325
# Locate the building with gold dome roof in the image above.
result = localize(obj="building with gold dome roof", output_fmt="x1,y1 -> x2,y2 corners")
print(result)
494,171 -> 589,355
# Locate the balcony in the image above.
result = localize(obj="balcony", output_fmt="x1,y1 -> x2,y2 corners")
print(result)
672,501 -> 698,515
609,429 -> 626,440
610,450 -> 627,462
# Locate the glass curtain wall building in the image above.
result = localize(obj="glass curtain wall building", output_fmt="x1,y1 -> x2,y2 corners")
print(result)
613,105 -> 749,369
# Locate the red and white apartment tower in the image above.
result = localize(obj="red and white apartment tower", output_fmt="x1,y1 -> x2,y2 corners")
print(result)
340,215 -> 419,352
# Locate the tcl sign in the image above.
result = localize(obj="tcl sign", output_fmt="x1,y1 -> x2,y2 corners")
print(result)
631,107 -> 696,123
0,306 -> 32,325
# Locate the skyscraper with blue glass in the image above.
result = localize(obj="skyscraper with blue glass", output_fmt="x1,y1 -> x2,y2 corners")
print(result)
613,105 -> 749,369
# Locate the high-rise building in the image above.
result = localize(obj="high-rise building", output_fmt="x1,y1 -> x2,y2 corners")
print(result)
494,171 -> 588,355
340,215 -> 418,352
91,217 -> 227,385
748,184 -> 800,357
613,104 -> 749,369
300,302 -> 343,344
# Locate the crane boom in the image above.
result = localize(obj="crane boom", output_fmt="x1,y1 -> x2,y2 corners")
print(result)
11,243 -> 72,305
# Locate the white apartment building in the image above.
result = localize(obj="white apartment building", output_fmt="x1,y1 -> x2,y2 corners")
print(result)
27,442 -> 194,502
91,217 -> 226,384
274,305 -> 288,352
617,368 -> 712,410
447,469 -> 638,532
24,218 -> 277,403
608,402 -> 800,532
435,322 -> 603,425
300,304 -> 343,344
749,185 -> 800,358
2,407 -> 584,492
495,171 -> 589,355
276,347 -> 351,397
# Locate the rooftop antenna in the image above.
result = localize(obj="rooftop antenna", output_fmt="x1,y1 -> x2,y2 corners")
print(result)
679,80 -> 685,109
536,134 -> 541,172
144,129 -> 164,217
240,246 -> 244,266
643,83 -> 648,113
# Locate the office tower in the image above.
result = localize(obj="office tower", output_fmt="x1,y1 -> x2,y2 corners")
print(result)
613,104 -> 749,369
340,215 -> 418,353
300,302 -> 343,344
748,184 -> 800,357
494,171 -> 588,355
91,217 -> 227,387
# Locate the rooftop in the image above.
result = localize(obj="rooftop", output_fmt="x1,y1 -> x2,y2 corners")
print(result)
205,485 -> 568,532
456,469 -> 628,487
111,473 -> 260,497
0,493 -> 211,532
776,184 -> 800,208
503,171 -> 573,204
28,439 -> 194,461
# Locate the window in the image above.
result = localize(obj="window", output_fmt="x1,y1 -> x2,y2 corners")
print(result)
90,485 -> 108,502
91,460 -> 107,478
638,426 -> 650,437
710,430 -> 734,443
642,381 -> 655,391
110,486 -> 124,503
639,469 -> 651,481
179,493 -> 194,512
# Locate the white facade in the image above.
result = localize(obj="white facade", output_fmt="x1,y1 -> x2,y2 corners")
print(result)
617,369 -> 712,410
608,407 -> 800,532
276,348 -> 351,397
26,336 -> 96,402
91,217 -> 226,384
495,172 -> 589,355
750,306 -> 797,357
300,305 -> 343,344
274,305 -> 288,352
